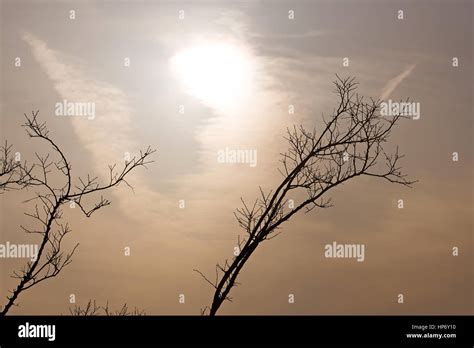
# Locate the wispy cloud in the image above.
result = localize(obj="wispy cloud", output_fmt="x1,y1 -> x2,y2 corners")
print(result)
22,32 -> 160,221
380,64 -> 416,100
22,32 -> 137,169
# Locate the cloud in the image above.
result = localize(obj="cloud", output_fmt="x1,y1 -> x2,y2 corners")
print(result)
21,32 -> 137,168
21,32 -> 161,221
250,29 -> 324,40
380,64 -> 416,100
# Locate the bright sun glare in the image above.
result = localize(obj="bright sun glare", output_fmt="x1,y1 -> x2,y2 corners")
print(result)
171,41 -> 256,112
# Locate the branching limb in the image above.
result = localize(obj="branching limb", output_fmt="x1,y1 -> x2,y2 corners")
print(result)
196,76 -> 416,316
0,111 -> 156,315
69,299 -> 145,316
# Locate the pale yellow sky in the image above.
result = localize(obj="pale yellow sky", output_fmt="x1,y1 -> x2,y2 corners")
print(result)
0,0 -> 472,315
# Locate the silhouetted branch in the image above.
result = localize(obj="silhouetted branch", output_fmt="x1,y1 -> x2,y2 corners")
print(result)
69,299 -> 145,316
197,76 -> 417,316
0,141 -> 28,192
0,111 -> 156,315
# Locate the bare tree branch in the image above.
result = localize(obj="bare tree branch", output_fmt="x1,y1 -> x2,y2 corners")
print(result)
0,141 -> 29,192
0,111 -> 156,315
69,299 -> 145,316
196,76 -> 417,316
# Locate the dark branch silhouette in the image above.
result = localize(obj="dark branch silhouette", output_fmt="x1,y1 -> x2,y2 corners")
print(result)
69,299 -> 145,316
196,76 -> 417,316
0,111 -> 156,315
0,141 -> 27,192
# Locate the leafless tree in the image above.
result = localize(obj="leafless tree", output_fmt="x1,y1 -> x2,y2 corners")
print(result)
0,141 -> 27,192
0,111 -> 155,315
69,299 -> 145,316
195,76 -> 417,316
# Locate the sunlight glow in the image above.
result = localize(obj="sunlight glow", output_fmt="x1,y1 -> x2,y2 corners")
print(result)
171,41 -> 256,112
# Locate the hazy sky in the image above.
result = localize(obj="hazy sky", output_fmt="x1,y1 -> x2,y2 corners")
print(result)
0,0 -> 472,315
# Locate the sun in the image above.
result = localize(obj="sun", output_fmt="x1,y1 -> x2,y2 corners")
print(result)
171,40 -> 256,112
